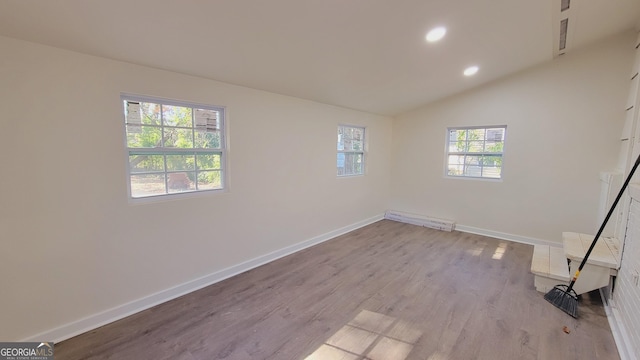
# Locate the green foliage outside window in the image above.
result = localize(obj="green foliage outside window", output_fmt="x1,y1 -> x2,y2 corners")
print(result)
124,98 -> 225,197
447,127 -> 505,179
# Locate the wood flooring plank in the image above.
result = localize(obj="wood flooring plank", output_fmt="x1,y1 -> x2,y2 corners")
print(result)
54,220 -> 620,360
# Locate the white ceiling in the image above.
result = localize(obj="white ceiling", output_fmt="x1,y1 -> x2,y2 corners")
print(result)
0,0 -> 639,116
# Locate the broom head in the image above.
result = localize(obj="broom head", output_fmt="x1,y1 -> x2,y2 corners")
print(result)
544,284 -> 578,318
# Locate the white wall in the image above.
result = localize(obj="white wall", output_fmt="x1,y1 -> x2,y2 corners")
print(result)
607,31 -> 640,360
613,186 -> 640,359
0,35 -> 392,341
2,29 -> 636,343
390,32 -> 635,243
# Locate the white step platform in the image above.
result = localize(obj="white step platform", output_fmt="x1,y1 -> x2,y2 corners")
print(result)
562,232 -> 620,295
530,232 -> 621,295
531,245 -> 570,293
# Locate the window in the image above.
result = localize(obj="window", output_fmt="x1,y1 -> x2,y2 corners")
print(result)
337,125 -> 365,176
122,95 -> 226,199
446,126 -> 506,179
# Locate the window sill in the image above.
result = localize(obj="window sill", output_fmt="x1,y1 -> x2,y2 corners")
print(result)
444,175 -> 503,182
128,188 -> 227,205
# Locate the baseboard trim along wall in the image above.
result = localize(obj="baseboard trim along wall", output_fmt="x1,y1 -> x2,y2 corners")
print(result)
23,214 -> 385,343
455,224 -> 560,247
600,289 -> 635,360
382,210 -> 558,247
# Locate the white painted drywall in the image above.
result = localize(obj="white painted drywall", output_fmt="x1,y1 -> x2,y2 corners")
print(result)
2,29 -> 637,343
0,35 -> 392,341
390,32 -> 635,243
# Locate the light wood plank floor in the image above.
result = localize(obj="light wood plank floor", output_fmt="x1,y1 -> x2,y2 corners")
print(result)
55,220 -> 619,359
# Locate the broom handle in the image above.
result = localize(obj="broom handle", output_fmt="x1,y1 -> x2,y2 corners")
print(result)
567,152 -> 640,292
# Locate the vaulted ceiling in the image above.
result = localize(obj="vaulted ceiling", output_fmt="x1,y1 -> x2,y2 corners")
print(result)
1,0 -> 639,116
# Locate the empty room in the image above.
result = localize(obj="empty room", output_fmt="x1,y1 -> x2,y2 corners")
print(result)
2,0 -> 640,359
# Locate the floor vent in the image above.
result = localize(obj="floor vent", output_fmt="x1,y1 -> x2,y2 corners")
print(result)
385,210 -> 455,232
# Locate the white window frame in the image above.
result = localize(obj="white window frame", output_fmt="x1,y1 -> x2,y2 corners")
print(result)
121,94 -> 227,200
445,125 -> 506,180
337,125 -> 366,177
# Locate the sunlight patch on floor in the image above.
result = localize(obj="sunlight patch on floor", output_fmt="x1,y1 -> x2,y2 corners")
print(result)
492,242 -> 507,260
304,309 -> 422,360
467,246 -> 485,256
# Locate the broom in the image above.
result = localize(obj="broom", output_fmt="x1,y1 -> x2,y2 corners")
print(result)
545,152 -> 640,317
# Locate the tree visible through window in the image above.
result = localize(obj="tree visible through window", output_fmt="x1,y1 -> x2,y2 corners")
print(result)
123,95 -> 226,198
337,125 -> 365,176
446,126 -> 506,179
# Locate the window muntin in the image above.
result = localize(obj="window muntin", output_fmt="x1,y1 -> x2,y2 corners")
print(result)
446,126 -> 505,179
123,96 -> 225,198
337,125 -> 365,176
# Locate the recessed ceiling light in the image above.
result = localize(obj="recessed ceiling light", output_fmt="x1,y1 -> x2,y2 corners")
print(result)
426,27 -> 446,43
463,66 -> 479,76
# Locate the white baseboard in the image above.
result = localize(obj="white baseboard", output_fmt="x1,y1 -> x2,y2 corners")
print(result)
23,214 -> 384,343
600,289 -> 636,360
455,224 -> 560,247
